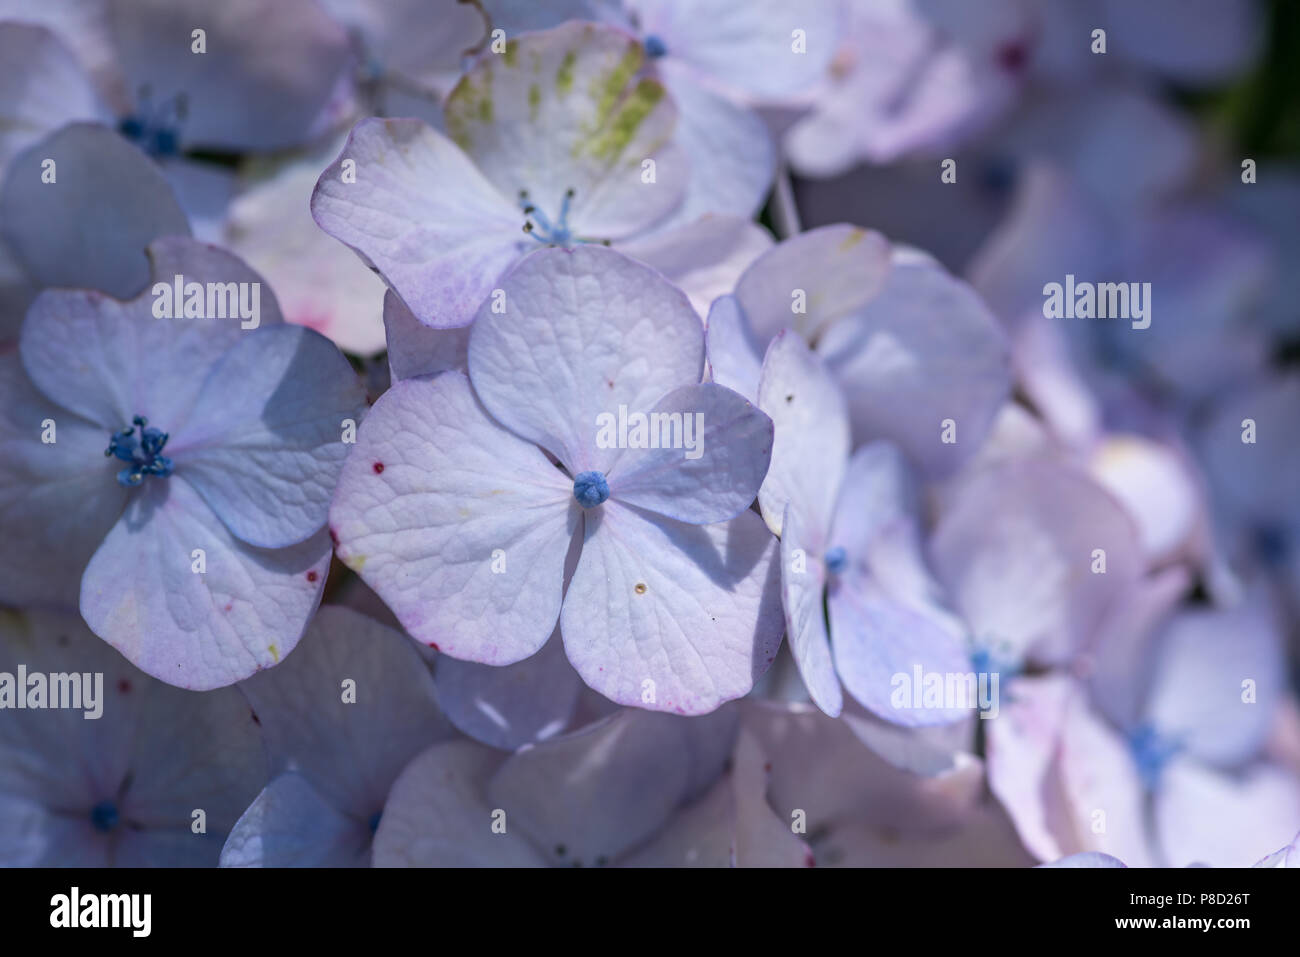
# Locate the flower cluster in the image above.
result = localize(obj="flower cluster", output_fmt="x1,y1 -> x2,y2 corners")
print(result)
0,0 -> 1296,870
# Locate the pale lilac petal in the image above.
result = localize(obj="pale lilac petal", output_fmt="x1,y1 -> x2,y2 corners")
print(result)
562,503 -> 782,715
488,709 -> 691,866
1254,830 -> 1300,868
1040,852 -> 1127,868
0,22 -> 108,169
19,237 -> 277,431
734,224 -> 891,346
80,478 -> 331,690
705,293 -> 765,403
1087,436 -> 1202,564
220,772 -> 370,868
238,606 -> 452,819
168,324 -> 366,549
311,117 -> 522,330
828,577 -> 972,727
818,258 -> 1010,477
778,502 -> 841,717
617,214 -> 772,319
630,0 -> 839,100
328,372 -> 575,664
0,123 -> 189,299
433,628 -> 581,752
1143,598 -> 1286,768
468,245 -> 703,473
108,0 -> 354,151
383,290 -> 469,381
373,740 -> 546,867
0,352 -> 126,607
1157,759 -> 1300,868
755,330 -> 848,537
840,703 -> 975,777
929,460 -> 1143,666
445,22 -> 685,241
652,60 -> 774,226
607,382 -> 773,525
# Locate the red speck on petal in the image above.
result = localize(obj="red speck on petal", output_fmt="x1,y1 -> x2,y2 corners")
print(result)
764,762 -> 772,773
250,710 -> 261,726
117,678 -> 132,694
306,570 -> 319,582
428,642 -> 440,651
804,851 -> 816,867
329,527 -> 339,546
373,462 -> 385,474
224,602 -> 233,612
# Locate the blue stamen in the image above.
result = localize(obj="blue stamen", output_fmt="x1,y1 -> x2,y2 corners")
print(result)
644,34 -> 668,58
118,86 -> 186,158
573,470 -> 610,509
1127,722 -> 1181,790
105,415 -> 173,487
824,546 -> 847,575
90,800 -> 119,833
519,189 -> 581,246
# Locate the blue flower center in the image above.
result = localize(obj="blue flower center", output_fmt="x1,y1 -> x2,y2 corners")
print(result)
118,86 -> 186,158
573,470 -> 610,509
969,639 -> 1020,683
90,800 -> 120,833
644,34 -> 668,58
824,546 -> 847,575
105,416 -> 174,487
1127,722 -> 1180,790
520,188 -> 577,246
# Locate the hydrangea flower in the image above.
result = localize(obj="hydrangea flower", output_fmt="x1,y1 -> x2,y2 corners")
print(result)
707,223 -> 1011,477
0,608 -> 267,866
0,237 -> 366,689
989,589 -> 1300,867
330,245 -> 782,714
220,606 -> 455,867
312,21 -> 770,330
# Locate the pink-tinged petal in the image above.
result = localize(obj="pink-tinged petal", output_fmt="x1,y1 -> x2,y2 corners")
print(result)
778,501 -> 841,717
80,478 -> 331,690
107,0 -> 354,152
238,606 -> 452,819
705,293 -> 765,403
735,224 -> 890,346
1157,759 -> 1300,868
819,259 -> 1011,477
607,382 -> 773,525
828,576 -> 972,727
445,21 -> 684,241
929,460 -> 1143,667
311,117 -> 522,330
756,330 -> 847,538
433,628 -> 581,752
618,215 -> 772,319
0,124 -> 189,299
562,502 -> 782,715
1143,598 -> 1286,768
0,23 -> 109,169
226,142 -> 389,355
329,372 -> 575,664
652,60 -> 774,226
0,352 -> 126,607
168,325 -> 366,549
373,740 -> 546,867
220,772 -> 370,868
1050,691 -> 1155,868
383,290 -> 469,382
20,237 -> 280,432
630,0 -> 839,100
0,608 -> 267,865
468,245 -> 703,473
488,709 -> 691,865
